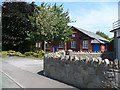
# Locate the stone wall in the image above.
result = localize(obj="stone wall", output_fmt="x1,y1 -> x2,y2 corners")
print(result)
69,52 -> 115,60
44,57 -> 119,89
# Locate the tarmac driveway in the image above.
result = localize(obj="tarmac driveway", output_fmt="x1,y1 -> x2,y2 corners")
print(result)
1,57 -> 77,89
2,57 -> 43,73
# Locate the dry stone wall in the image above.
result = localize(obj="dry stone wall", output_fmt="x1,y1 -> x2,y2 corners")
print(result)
44,55 -> 119,89
69,52 -> 115,60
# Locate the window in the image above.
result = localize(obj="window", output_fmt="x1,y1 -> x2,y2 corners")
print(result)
71,41 -> 76,48
72,34 -> 75,37
83,40 -> 88,49
59,43 -> 63,48
36,43 -> 41,48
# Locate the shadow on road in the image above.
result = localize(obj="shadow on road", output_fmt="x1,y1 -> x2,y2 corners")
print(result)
37,70 -> 80,90
37,70 -> 44,76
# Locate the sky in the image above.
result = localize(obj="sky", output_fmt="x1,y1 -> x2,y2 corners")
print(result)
1,0 -> 119,37
35,1 -> 119,38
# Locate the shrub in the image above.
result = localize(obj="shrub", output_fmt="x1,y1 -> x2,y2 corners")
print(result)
38,50 -> 45,56
33,53 -> 39,57
6,50 -> 24,56
24,52 -> 34,56
7,50 -> 16,54
23,50 -> 46,59
0,51 -> 8,58
0,51 -> 24,58
24,52 -> 30,56
1,50 -> 45,58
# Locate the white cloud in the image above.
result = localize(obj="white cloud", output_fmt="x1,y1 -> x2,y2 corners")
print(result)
68,3 -> 118,37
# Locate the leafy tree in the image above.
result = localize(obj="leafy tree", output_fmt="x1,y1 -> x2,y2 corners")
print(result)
2,2 -> 36,52
96,31 -> 111,41
28,3 -> 73,47
96,31 -> 115,51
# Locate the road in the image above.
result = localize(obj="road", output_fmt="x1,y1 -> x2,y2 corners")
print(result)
1,57 -> 77,89
0,72 -> 21,89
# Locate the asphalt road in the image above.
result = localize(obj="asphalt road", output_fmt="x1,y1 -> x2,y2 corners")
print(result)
1,57 -> 77,89
0,72 -> 21,89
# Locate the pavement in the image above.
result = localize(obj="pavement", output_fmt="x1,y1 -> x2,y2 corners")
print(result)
1,57 -> 77,89
0,72 -> 20,89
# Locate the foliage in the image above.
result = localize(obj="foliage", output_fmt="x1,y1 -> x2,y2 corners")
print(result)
28,3 -> 73,44
0,50 -> 45,59
24,52 -> 34,56
24,50 -> 45,58
38,50 -> 45,55
2,2 -> 36,52
2,2 -> 73,52
33,53 -> 39,57
7,50 -> 23,56
0,50 -> 24,58
96,31 -> 112,41
0,51 -> 8,58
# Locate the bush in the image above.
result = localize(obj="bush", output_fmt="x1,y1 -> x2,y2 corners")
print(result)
7,50 -> 24,56
1,50 -> 44,58
24,52 -> 34,56
7,50 -> 16,54
24,50 -> 45,59
33,53 -> 39,57
0,51 -> 8,58
0,50 -> 24,58
38,50 -> 45,56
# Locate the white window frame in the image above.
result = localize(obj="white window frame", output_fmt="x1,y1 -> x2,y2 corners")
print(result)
72,34 -> 75,37
83,40 -> 88,49
36,43 -> 41,48
59,43 -> 63,48
71,41 -> 76,48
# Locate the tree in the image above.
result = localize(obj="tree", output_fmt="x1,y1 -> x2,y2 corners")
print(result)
96,31 -> 115,52
2,2 -> 36,52
28,3 -> 73,48
96,31 -> 111,41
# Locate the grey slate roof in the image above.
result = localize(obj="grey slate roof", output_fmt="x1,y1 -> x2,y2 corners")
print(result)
72,26 -> 109,44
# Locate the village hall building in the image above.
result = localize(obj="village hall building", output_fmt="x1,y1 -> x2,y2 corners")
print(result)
46,26 -> 109,52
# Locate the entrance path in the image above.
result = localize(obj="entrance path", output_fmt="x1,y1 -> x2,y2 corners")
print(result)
1,57 -> 77,89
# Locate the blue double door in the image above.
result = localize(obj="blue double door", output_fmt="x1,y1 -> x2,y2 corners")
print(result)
93,43 -> 100,52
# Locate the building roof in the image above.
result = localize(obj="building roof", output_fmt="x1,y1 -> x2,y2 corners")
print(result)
110,27 -> 120,32
72,26 -> 109,44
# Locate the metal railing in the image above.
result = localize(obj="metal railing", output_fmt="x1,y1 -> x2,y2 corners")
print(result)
113,20 -> 120,29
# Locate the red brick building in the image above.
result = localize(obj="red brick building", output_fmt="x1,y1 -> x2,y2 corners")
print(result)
46,26 -> 109,52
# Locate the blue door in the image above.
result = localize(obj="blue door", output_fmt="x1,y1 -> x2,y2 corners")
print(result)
93,44 -> 100,52
53,45 -> 57,53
